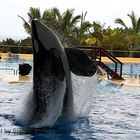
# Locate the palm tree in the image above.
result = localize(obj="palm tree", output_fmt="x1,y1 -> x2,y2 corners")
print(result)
48,8 -> 81,45
19,7 -> 81,45
115,11 -> 140,33
74,12 -> 91,45
18,7 -> 60,35
89,21 -> 105,46
18,7 -> 42,35
52,8 -> 81,35
115,11 -> 140,56
41,8 -> 60,28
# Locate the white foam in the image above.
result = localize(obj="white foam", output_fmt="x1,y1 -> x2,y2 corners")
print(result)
16,77 -> 67,128
71,72 -> 97,117
31,78 -> 67,128
16,73 -> 97,127
15,89 -> 34,126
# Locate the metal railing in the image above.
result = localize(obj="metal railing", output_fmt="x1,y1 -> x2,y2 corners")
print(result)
75,46 -> 123,79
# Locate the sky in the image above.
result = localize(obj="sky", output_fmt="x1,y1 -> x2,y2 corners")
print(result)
0,0 -> 140,40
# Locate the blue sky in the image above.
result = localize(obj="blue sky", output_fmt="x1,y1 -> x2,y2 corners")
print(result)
0,0 -> 140,40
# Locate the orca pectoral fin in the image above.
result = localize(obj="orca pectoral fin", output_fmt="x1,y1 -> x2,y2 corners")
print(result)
65,48 -> 97,76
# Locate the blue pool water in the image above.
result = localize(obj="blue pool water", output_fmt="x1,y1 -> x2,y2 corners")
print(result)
106,63 -> 140,75
0,58 -> 140,139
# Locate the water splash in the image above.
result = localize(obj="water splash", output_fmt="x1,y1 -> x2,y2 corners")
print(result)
96,79 -> 122,94
71,72 -> 97,117
16,73 -> 97,128
16,77 -> 66,128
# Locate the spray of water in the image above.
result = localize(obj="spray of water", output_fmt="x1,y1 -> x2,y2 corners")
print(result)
16,77 -> 66,127
71,72 -> 97,117
16,73 -> 97,128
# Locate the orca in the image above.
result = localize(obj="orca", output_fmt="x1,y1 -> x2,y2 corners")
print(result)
25,20 -> 97,127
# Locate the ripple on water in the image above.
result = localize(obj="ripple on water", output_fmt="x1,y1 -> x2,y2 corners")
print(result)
1,60 -> 140,139
88,81 -> 140,140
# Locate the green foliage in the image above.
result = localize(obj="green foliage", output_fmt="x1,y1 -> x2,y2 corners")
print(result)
1,38 -> 20,46
114,11 -> 140,54
15,9 -> 140,55
20,37 -> 32,46
0,37 -> 32,54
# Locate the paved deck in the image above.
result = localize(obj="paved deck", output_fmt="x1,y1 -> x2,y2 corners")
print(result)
101,57 -> 140,63
1,53 -> 140,63
1,53 -> 33,59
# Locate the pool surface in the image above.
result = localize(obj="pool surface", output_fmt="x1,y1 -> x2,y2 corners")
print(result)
0,58 -> 140,139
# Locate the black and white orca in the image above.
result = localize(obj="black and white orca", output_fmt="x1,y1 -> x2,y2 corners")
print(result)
20,20 -> 97,127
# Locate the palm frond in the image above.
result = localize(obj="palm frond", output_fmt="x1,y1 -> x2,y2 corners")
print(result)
27,7 -> 41,23
136,17 -> 140,32
127,11 -> 137,31
71,15 -> 81,26
18,15 -> 31,35
91,32 -> 103,43
115,18 -> 128,29
52,7 -> 62,21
